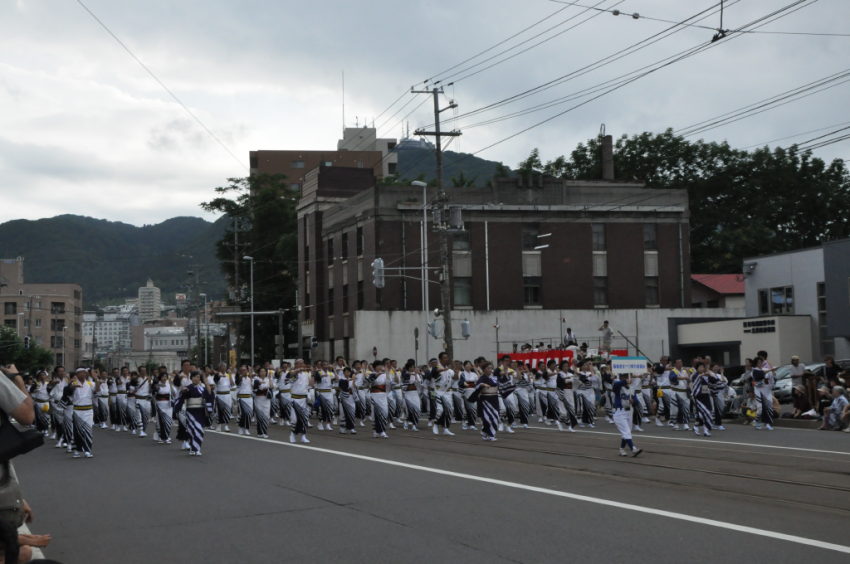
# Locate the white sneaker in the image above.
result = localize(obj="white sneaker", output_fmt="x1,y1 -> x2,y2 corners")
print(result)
511,423 -> 517,429
427,421 -> 433,427
166,439 -> 171,444
300,436 -> 310,444
538,417 -> 543,423
333,417 -> 338,425
605,417 -> 613,424
655,419 -> 663,427
704,431 -> 712,437
139,432 -> 146,438
523,424 -> 529,429
410,426 -> 419,432
694,428 -> 700,436
470,425 -> 478,430
557,421 -> 565,431
73,452 -> 81,458
718,425 -> 726,431
684,425 -> 690,431
374,432 -> 380,438
462,423 -> 468,430
673,425 -> 681,431
544,420 -> 552,426
380,432 -> 388,439
766,424 -> 774,431
238,428 -> 243,435
433,425 -> 440,435
498,423 -> 504,432
642,417 -> 650,423
388,423 -> 396,430
317,422 -> 324,431
634,426 -> 644,432
589,424 -> 595,428
619,449 -> 628,457
667,422 -> 675,427
225,425 -> 230,432
290,432 -> 296,443
754,423 -> 762,429
131,430 -> 136,435
55,441 -> 64,448
359,421 -> 365,427
189,451 -> 196,456
568,426 -> 576,433
195,451 -> 202,456
181,441 -> 189,450
506,427 -> 515,434
244,429 -> 251,436
442,429 -> 455,436
403,423 -> 408,430
351,429 -> 356,434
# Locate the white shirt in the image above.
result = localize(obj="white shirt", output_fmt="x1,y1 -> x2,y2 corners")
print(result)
237,375 -> 253,395
71,379 -> 94,407
289,371 -> 311,396
215,372 -> 233,393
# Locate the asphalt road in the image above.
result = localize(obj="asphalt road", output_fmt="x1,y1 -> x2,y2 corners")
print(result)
13,417 -> 850,564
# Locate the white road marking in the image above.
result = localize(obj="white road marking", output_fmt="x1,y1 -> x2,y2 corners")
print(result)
213,431 -> 850,555
526,425 -> 850,456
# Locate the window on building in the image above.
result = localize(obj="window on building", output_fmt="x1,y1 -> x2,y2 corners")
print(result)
303,219 -> 310,274
50,336 -> 63,348
343,284 -> 349,312
291,160 -> 305,168
305,293 -> 311,319
646,277 -> 660,306
521,223 -> 539,251
74,339 -> 80,349
356,226 -> 364,256
818,282 -> 834,356
4,320 -> 15,328
74,290 -> 81,300
769,286 -> 794,314
706,299 -> 720,308
387,162 -> 398,175
322,161 -> 333,167
592,224 -> 606,252
290,183 -> 301,191
3,303 -> 15,315
523,277 -> 541,306
34,302 -> 41,310
23,302 -> 29,312
594,277 -> 608,306
454,277 -> 472,306
51,319 -> 65,331
758,289 -> 769,315
357,281 -> 364,310
75,323 -> 81,333
23,319 -> 29,328
51,302 -> 64,314
454,223 -> 471,251
387,142 -> 397,151
327,238 -> 334,263
643,224 -> 658,250
342,232 -> 349,261
328,288 -> 335,316
35,319 -> 42,328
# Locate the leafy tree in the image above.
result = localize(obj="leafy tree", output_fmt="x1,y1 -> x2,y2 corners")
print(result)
450,171 -> 478,187
526,129 -> 850,273
0,326 -> 56,374
201,174 -> 299,364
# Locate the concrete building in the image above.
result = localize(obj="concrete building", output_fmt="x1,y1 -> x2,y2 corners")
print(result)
337,126 -> 399,178
138,279 -> 161,323
691,274 -> 745,309
743,239 -> 850,360
250,149 -> 384,192
1,257 -> 83,367
297,153 -> 696,360
82,313 -> 132,361
131,318 -> 188,352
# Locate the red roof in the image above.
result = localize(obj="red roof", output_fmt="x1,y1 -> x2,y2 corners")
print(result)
691,274 -> 744,295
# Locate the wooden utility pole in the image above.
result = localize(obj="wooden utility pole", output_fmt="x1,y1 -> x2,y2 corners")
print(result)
412,86 -> 460,358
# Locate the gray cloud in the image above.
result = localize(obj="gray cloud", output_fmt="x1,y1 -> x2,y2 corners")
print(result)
1,0 -> 848,225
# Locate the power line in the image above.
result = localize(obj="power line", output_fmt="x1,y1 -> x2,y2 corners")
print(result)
74,0 -> 248,172
547,0 -> 850,36
742,120 -> 850,149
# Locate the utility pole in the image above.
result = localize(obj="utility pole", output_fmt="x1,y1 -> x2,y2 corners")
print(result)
225,216 -> 246,365
413,86 -> 460,358
296,286 -> 302,361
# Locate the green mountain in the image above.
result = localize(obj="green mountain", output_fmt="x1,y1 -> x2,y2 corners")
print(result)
0,214 -> 229,309
396,148 -> 513,186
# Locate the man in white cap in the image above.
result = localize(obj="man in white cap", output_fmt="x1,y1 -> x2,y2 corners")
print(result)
788,355 -> 806,389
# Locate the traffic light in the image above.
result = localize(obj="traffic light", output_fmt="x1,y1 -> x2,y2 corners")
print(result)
371,258 -> 385,288
23,336 -> 30,349
310,336 -> 318,350
460,319 -> 471,339
427,321 -> 439,338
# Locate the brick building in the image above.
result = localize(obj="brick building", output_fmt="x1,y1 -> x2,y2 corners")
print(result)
297,167 -> 691,361
1,257 -> 83,367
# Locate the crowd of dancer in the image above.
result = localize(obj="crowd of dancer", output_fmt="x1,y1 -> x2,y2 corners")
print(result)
23,349 -> 786,459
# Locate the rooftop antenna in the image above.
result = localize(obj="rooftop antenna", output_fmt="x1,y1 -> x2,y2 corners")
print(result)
356,116 -> 358,128
342,70 -> 345,133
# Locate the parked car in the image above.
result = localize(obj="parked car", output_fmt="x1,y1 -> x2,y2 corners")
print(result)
772,362 -> 826,403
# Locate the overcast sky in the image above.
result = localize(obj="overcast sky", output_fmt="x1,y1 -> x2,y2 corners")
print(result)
2,0 -> 847,226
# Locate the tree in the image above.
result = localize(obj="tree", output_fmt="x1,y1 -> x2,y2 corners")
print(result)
0,326 -> 56,374
201,174 -> 299,364
524,130 -> 850,273
450,171 -> 478,187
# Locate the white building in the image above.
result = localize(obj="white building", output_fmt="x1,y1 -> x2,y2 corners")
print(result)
82,313 -> 131,359
138,279 -> 161,323
144,327 -> 189,355
337,126 -> 398,178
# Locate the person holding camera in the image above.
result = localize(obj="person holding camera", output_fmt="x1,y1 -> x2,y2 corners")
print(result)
0,364 -> 36,531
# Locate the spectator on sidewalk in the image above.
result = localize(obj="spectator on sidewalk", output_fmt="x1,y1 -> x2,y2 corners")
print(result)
741,389 -> 758,425
818,386 -> 849,430
598,321 -> 613,353
788,356 -> 806,388
0,364 -> 35,530
790,385 -> 812,418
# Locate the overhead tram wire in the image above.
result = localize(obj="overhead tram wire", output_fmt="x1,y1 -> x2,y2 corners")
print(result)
430,0 -> 621,87
75,0 -> 248,172
547,0 -> 849,37
677,67 -> 850,138
410,0 -> 816,182
418,1 -> 734,130
742,121 -> 850,149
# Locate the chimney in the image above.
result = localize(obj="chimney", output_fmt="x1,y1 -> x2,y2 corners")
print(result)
601,135 -> 615,180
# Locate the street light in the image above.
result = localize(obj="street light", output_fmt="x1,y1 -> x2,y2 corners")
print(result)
243,255 -> 254,369
412,180 -> 430,361
199,293 -> 208,366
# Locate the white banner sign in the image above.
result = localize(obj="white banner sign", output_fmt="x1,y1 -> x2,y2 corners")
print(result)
611,356 -> 649,375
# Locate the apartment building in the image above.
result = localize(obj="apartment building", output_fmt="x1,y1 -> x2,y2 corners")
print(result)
138,278 -> 161,323
0,257 -> 83,367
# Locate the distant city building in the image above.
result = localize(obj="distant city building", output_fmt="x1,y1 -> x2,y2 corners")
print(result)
138,278 -> 161,322
82,313 -> 132,360
336,126 -> 399,178
0,257 -> 83,367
